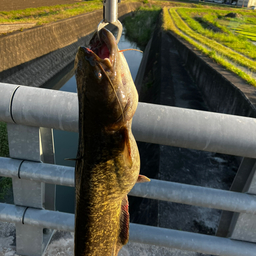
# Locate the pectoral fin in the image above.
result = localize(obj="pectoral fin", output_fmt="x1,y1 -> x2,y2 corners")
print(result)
65,157 -> 81,161
137,175 -> 150,183
65,154 -> 82,161
120,127 -> 133,168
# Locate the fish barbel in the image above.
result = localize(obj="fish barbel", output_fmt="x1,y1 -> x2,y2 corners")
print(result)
74,28 -> 148,256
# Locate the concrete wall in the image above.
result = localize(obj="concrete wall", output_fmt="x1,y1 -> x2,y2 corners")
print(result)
237,0 -> 255,6
0,2 -> 142,87
168,31 -> 256,118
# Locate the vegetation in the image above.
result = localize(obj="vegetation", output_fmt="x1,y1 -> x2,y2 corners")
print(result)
176,8 -> 256,59
0,177 -> 12,200
0,122 -> 9,157
0,0 -> 103,26
123,5 -> 161,49
162,7 -> 256,87
0,122 -> 11,201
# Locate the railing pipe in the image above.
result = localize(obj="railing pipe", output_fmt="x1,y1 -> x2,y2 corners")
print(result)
133,102 -> 256,158
0,203 -> 256,256
24,207 -> 74,232
0,203 -> 25,224
129,180 -> 256,215
129,223 -> 256,256
20,160 -> 74,187
1,83 -> 256,158
1,157 -> 256,215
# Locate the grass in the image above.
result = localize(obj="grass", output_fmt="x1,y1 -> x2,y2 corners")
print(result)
0,121 -> 11,201
162,7 -> 256,87
0,0 -> 103,26
172,8 -> 256,73
123,5 -> 161,49
176,7 -> 256,59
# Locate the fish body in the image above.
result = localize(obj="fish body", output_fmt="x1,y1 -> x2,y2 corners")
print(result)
74,28 -> 140,256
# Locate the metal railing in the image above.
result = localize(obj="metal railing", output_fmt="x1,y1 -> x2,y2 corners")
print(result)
1,157 -> 256,215
1,82 -> 256,256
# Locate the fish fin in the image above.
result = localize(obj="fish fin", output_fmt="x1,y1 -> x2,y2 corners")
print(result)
119,195 -> 129,245
114,196 -> 129,256
137,174 -> 151,183
65,157 -> 81,161
120,127 -> 133,168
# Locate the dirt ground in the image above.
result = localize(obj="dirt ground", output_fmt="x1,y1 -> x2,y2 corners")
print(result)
0,0 -> 84,11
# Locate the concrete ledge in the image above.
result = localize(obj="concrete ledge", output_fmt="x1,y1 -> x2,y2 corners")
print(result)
0,2 -> 142,87
167,31 -> 256,118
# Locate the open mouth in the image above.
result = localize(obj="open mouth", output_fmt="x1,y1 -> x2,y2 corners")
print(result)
84,28 -> 116,69
90,39 -> 110,60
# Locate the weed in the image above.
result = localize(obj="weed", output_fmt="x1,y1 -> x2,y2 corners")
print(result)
0,122 -> 11,201
0,122 -> 9,158
0,177 -> 12,200
123,5 -> 161,49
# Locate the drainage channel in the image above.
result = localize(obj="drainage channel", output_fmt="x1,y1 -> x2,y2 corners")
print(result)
126,25 -> 239,256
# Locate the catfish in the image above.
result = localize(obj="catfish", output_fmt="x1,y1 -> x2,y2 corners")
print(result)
74,28 -> 149,256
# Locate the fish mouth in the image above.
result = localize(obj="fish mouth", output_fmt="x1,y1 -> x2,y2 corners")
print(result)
83,28 -> 117,70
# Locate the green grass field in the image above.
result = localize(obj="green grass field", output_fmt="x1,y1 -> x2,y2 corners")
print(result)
0,0 -> 103,26
162,6 -> 256,87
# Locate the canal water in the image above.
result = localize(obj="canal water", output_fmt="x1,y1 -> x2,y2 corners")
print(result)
43,28 -> 143,213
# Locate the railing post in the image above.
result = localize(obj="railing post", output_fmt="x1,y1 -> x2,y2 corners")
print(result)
7,124 -> 55,256
227,161 -> 256,242
217,157 -> 256,238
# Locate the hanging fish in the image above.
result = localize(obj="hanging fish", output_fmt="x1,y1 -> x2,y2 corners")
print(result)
74,28 -> 149,256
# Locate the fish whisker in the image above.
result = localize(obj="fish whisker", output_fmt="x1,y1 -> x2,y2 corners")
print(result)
97,62 -> 125,124
119,49 -> 143,53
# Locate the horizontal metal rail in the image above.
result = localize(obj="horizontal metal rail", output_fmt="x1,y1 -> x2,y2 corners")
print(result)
1,156 -> 256,215
1,83 -> 256,157
0,202 -> 256,256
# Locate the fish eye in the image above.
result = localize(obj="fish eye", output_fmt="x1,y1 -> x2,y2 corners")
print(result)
95,71 -> 102,80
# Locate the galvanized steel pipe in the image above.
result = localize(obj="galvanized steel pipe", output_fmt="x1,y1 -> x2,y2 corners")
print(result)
1,157 -> 256,214
1,83 -> 256,157
129,223 -> 256,256
0,203 -> 25,224
20,160 -> 74,187
0,203 -> 256,256
129,179 -> 256,215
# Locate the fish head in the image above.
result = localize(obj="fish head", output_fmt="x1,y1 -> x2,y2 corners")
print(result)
75,28 -> 138,132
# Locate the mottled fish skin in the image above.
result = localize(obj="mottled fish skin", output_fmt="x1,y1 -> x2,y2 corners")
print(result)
74,28 -> 140,256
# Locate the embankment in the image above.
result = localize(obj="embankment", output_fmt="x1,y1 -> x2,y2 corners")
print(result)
167,30 -> 256,118
0,2 -> 142,87
132,10 -> 256,229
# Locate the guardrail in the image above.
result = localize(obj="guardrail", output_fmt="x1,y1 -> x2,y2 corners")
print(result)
1,157 -> 256,215
1,82 -> 256,256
